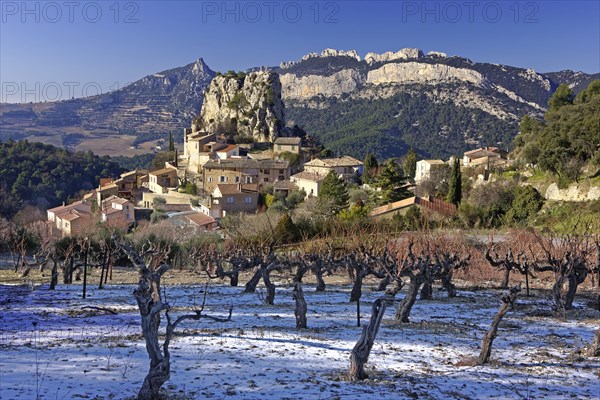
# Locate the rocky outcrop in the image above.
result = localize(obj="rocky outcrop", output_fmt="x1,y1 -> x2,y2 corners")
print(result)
367,62 -> 485,86
427,51 -> 447,58
302,48 -> 361,61
364,48 -> 423,65
280,48 -> 361,70
545,183 -> 600,201
199,71 -> 285,142
518,68 -> 552,91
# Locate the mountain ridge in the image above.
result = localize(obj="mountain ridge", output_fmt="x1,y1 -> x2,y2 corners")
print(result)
1,48 -> 597,159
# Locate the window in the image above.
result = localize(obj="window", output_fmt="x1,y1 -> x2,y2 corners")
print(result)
278,176 -> 285,181
235,176 -> 240,183
263,177 -> 269,183
208,177 -> 213,183
279,169 -> 284,174
245,196 -> 253,204
291,145 -> 296,151
226,196 -> 234,204
246,177 -> 252,183
219,176 -> 227,183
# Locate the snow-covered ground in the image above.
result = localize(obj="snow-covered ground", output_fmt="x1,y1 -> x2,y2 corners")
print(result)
1,282 -> 598,399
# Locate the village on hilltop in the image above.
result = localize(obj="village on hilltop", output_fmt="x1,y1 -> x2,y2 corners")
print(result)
47,119 -> 511,236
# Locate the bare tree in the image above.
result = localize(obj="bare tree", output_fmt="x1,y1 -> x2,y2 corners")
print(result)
116,239 -> 232,400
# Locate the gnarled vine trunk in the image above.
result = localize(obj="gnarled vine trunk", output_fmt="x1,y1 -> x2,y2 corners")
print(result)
478,285 -> 520,364
395,273 -> 424,323
292,282 -> 307,329
349,296 -> 393,381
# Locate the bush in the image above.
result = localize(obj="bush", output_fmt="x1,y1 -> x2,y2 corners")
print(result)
458,202 -> 486,228
505,185 -> 544,225
274,213 -> 300,244
268,201 -> 287,213
150,210 -> 167,223
285,190 -> 306,209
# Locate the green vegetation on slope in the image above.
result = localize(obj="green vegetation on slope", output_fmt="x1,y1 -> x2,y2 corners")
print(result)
514,81 -> 600,183
286,85 -> 518,160
0,140 -> 124,219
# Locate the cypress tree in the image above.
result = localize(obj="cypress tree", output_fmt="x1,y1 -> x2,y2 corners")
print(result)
363,153 -> 378,183
403,148 -> 417,181
168,132 -> 175,152
447,157 -> 462,205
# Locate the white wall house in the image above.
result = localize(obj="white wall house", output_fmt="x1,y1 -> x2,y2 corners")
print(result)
415,159 -> 445,183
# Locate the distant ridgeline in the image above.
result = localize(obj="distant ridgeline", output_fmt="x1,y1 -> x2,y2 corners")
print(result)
0,140 -> 124,219
276,48 -> 599,159
1,48 -> 598,161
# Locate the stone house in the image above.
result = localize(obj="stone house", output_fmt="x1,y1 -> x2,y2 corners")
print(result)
201,158 -> 289,193
114,170 -> 148,200
148,167 -> 179,194
47,200 -> 93,236
47,195 -> 134,236
273,137 -> 301,156
100,196 -> 135,229
200,183 -> 259,219
303,156 -> 363,181
290,171 -> 326,198
463,147 -> 508,167
165,211 -> 218,231
183,131 -> 240,172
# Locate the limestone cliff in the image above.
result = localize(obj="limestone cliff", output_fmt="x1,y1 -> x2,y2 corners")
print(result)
366,62 -> 485,86
280,69 -> 366,99
198,71 -> 285,142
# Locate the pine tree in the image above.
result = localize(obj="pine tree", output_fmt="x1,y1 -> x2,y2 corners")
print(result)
447,157 -> 462,205
318,170 -> 349,215
377,159 -> 409,204
548,84 -> 573,111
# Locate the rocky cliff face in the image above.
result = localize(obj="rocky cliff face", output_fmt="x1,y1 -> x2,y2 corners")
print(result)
366,62 -> 485,86
280,68 -> 364,99
198,71 -> 285,142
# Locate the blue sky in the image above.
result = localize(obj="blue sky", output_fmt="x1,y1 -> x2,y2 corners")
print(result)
1,0 -> 599,102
